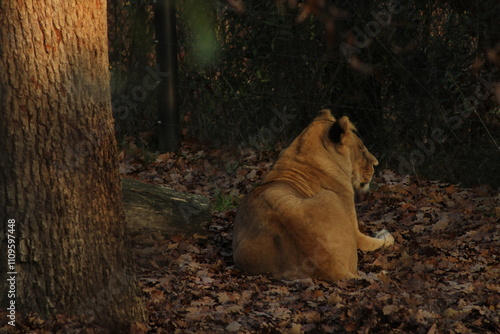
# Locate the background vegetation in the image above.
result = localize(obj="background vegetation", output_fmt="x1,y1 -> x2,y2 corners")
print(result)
107,0 -> 499,187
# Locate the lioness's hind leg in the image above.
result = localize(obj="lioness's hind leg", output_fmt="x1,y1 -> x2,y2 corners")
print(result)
357,229 -> 394,252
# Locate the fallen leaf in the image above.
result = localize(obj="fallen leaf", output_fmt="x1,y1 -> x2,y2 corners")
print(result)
289,323 -> 301,334
130,322 -> 149,334
225,321 -> 241,332
382,304 -> 399,316
431,214 -> 449,232
427,323 -> 438,334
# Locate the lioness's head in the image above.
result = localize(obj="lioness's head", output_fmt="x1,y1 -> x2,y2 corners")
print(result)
270,109 -> 379,195
324,110 -> 379,193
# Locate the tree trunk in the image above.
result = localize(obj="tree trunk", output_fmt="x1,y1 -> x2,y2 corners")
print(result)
0,1 -> 146,331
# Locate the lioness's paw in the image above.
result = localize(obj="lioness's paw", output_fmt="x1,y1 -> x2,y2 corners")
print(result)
375,229 -> 395,247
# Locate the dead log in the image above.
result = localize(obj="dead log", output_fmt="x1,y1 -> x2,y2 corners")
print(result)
122,178 -> 211,235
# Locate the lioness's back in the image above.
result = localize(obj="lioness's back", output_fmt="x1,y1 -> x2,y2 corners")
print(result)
232,110 -> 392,282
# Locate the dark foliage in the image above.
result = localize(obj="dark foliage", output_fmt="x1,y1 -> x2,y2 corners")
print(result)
108,0 -> 500,187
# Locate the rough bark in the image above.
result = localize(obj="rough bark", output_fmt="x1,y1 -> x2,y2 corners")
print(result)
0,1 -> 145,331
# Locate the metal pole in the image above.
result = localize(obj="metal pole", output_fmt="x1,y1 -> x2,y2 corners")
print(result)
154,0 -> 180,152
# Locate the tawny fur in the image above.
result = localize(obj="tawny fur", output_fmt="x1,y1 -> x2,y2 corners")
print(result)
232,110 -> 394,282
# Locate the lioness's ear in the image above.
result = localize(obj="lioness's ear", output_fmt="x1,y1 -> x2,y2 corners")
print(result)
318,109 -> 334,119
316,109 -> 335,122
329,121 -> 343,144
329,116 -> 350,144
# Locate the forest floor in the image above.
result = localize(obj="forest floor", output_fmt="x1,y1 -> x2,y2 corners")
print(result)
126,141 -> 499,334
4,141 -> 499,333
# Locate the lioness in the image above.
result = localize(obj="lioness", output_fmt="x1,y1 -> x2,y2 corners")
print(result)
232,110 -> 394,282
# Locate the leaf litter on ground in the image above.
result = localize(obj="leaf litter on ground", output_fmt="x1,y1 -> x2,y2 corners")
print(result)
122,142 -> 499,334
4,141 -> 498,333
